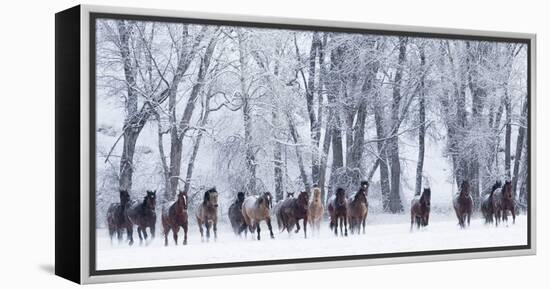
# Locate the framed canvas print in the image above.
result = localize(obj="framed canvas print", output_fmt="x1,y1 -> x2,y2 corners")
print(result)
55,4 -> 536,284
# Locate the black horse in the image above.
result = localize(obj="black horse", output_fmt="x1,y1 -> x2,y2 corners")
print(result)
481,180 -> 502,224
106,190 -> 132,244
228,192 -> 246,236
127,190 -> 157,245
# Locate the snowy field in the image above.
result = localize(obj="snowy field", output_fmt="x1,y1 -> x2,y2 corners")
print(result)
96,214 -> 527,270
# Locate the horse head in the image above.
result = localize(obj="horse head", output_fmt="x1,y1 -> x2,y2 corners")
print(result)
360,181 -> 369,195
421,188 -> 431,208
298,191 -> 309,209
335,188 -> 346,207
286,192 -> 295,199
177,190 -> 188,210
312,187 -> 322,202
259,192 -> 273,209
237,192 -> 245,203
503,180 -> 513,200
145,190 -> 157,210
204,188 -> 219,208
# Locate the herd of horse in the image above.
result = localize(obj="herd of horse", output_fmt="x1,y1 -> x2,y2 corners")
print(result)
106,179 -> 519,246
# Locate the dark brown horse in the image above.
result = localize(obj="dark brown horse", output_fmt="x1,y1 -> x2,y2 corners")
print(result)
196,188 -> 219,242
328,188 -> 348,236
276,191 -> 309,238
492,180 -> 516,226
242,192 -> 275,240
348,181 -> 369,234
481,181 -> 501,224
228,192 -> 246,236
106,190 -> 132,244
161,191 -> 188,246
453,181 -> 473,228
410,188 -> 431,231
127,190 -> 157,245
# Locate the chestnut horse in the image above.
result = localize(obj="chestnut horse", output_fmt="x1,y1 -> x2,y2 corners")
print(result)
410,188 -> 431,231
481,181 -> 501,224
308,187 -> 324,235
453,181 -> 473,228
348,181 -> 369,234
242,192 -> 275,240
328,188 -> 348,236
276,191 -> 309,238
161,191 -> 188,246
228,192 -> 246,236
127,190 -> 157,245
106,190 -> 132,244
492,180 -> 516,226
195,188 -> 219,242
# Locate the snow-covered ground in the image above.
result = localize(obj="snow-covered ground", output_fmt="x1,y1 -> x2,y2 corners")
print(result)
96,214 -> 527,270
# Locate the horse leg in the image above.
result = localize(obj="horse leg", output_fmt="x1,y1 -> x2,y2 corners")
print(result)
142,227 -> 148,241
164,227 -> 169,246
127,226 -> 134,246
150,223 -> 156,239
303,217 -> 307,239
256,222 -> 261,241
344,215 -> 348,237
362,216 -> 366,234
295,220 -> 301,234
213,220 -> 218,241
137,227 -> 144,245
266,217 -> 275,239
467,213 -> 471,227
512,208 -> 516,224
197,219 -> 204,242
172,226 -> 179,245
205,221 -> 211,242
183,223 -> 188,245
410,214 -> 414,232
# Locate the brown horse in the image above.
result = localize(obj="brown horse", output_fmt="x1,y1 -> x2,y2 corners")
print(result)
161,191 -> 188,246
242,192 -> 275,240
308,187 -> 324,235
481,181 -> 501,224
410,188 -> 431,231
127,190 -> 157,245
328,188 -> 348,236
492,180 -> 516,226
453,181 -> 473,228
348,181 -> 369,234
195,188 -> 219,242
106,190 -> 132,244
276,191 -> 309,238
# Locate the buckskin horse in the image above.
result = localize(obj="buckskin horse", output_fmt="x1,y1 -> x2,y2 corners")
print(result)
196,188 -> 219,242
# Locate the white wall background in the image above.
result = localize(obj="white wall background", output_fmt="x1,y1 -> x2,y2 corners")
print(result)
0,0 -> 546,287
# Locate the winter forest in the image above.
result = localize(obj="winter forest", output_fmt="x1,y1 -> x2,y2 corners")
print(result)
94,17 -> 529,269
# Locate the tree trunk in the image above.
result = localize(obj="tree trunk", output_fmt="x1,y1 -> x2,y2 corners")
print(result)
287,113 -> 311,193
167,30 -> 217,199
374,100 -> 391,211
307,32 -> 321,186
387,37 -> 407,213
504,87 -> 512,179
238,31 -> 257,194
512,97 -> 528,195
415,45 -> 426,196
